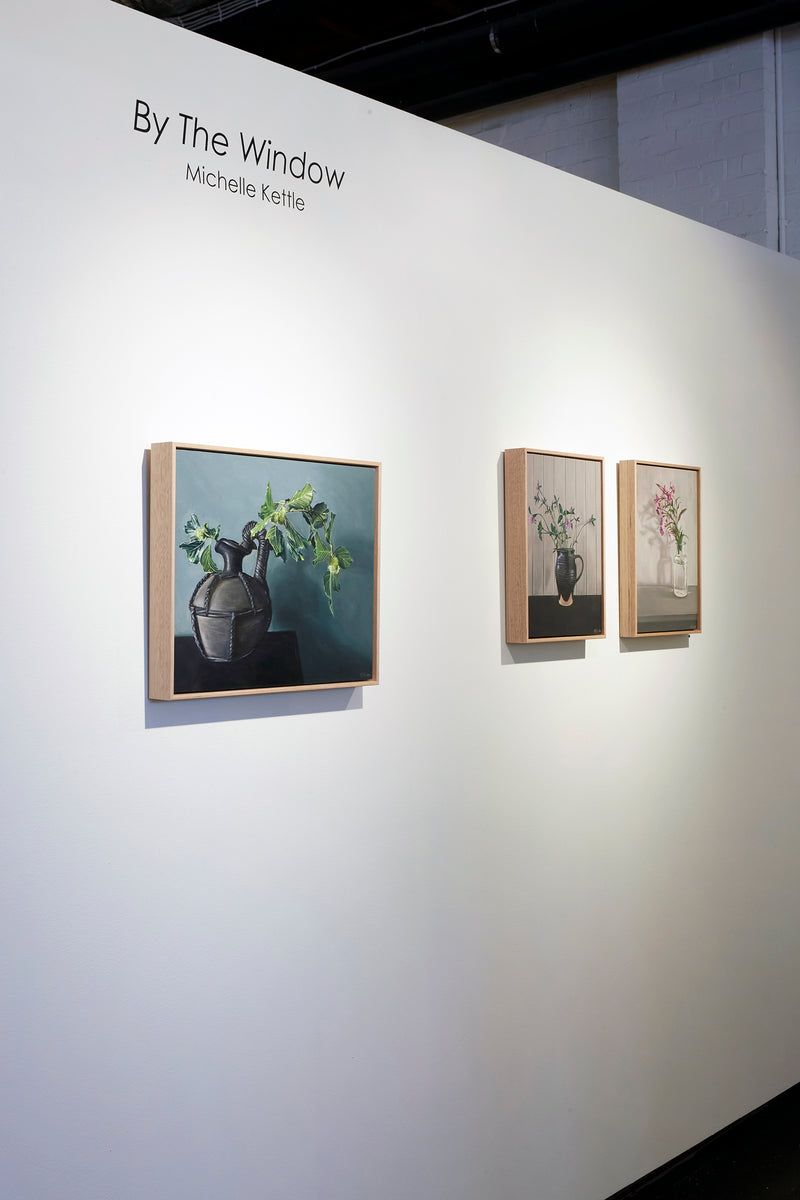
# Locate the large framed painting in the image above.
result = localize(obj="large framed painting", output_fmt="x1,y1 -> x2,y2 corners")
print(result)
504,448 -> 605,643
618,460 -> 701,637
149,443 -> 380,699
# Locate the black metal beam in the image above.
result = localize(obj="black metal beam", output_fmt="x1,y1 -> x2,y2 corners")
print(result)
127,0 -> 800,119
304,0 -> 800,118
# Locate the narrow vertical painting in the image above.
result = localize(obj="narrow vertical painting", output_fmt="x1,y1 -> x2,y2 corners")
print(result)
618,460 -> 701,637
504,448 -> 605,643
149,443 -> 380,699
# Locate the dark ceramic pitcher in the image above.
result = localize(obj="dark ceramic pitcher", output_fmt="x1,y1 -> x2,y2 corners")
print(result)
554,548 -> 584,607
189,524 -> 272,662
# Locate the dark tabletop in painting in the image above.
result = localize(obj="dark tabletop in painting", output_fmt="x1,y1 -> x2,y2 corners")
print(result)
528,595 -> 603,639
173,633 -> 303,694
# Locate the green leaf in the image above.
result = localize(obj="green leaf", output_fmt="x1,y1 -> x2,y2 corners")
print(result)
266,525 -> 286,560
322,564 -> 342,615
180,516 -> 221,570
200,543 -> 220,574
182,515 -> 219,542
304,501 -> 330,530
287,482 -> 314,510
323,569 -> 336,604
335,545 -> 353,570
313,534 -> 329,566
180,540 -> 203,564
259,483 -> 277,521
283,521 -> 310,561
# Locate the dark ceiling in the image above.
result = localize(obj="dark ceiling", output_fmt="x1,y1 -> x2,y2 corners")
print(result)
113,0 -> 800,120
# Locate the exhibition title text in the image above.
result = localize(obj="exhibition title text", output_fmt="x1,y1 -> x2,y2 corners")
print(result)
133,99 -> 346,213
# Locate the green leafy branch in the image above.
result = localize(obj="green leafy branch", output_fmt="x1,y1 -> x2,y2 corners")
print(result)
179,514 -> 221,575
529,483 -> 596,552
181,482 -> 353,616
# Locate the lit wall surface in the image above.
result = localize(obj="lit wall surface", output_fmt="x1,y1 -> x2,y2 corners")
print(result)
2,3 -> 800,1199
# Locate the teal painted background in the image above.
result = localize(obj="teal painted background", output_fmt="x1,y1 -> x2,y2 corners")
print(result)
175,447 -> 377,684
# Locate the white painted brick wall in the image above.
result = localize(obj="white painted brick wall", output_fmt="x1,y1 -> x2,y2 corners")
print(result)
441,78 -> 619,191
779,25 -> 800,257
617,35 -> 778,248
443,26 -> 800,259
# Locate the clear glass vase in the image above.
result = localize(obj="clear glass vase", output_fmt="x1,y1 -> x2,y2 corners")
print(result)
672,549 -> 688,598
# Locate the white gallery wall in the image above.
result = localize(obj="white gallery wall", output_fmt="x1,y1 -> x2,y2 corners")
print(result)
2,4 -> 800,1199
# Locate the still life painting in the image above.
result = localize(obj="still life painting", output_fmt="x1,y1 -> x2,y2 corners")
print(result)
149,443 -> 380,699
618,460 -> 701,637
504,448 -> 605,643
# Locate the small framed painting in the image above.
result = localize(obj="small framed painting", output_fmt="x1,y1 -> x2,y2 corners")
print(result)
504,448 -> 605,643
618,460 -> 701,637
149,442 -> 380,699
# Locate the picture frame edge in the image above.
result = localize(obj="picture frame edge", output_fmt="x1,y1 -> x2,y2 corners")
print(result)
148,442 -> 381,700
504,447 -> 605,645
618,459 -> 702,639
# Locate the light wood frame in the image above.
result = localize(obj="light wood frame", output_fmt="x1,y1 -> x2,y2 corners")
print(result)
504,448 -> 605,644
149,442 -> 380,699
618,460 -> 701,638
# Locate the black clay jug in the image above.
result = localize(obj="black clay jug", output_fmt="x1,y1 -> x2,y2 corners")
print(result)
554,548 -> 584,607
189,526 -> 272,662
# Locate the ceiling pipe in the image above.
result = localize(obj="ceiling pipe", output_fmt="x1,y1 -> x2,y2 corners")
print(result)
167,0 -> 275,32
306,0 -> 800,118
111,0 -> 273,28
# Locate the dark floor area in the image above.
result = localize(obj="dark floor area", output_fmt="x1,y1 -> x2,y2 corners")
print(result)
605,1083 -> 800,1199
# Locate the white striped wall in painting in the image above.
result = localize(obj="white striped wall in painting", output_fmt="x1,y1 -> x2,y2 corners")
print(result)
526,451 -> 602,598
636,463 -> 699,588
